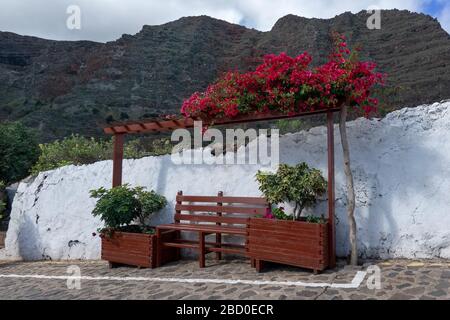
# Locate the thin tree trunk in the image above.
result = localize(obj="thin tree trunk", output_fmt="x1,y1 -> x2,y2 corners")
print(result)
293,202 -> 298,221
339,105 -> 358,266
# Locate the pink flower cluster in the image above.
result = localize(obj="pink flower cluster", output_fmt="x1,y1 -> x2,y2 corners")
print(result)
181,33 -> 385,121
264,207 -> 275,220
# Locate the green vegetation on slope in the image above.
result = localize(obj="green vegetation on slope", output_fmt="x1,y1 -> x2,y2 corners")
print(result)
0,122 -> 40,184
31,134 -> 173,175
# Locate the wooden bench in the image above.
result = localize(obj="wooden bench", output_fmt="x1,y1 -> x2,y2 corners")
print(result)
156,191 -> 269,268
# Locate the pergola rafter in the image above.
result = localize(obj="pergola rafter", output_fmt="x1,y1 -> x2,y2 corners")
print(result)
102,105 -> 341,268
103,107 -> 342,135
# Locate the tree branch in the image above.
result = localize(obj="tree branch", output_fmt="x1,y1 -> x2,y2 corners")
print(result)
339,104 -> 358,266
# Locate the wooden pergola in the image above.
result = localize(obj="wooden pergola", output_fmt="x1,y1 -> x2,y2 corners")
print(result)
103,106 -> 341,268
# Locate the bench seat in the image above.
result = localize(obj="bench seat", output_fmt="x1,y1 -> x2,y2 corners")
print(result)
156,191 -> 269,268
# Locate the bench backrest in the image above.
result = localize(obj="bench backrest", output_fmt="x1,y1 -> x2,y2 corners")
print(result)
174,191 -> 269,227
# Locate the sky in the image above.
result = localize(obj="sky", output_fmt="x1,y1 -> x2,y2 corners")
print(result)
0,0 -> 448,42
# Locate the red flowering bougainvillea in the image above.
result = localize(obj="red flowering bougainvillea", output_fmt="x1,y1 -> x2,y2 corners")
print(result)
181,33 -> 385,122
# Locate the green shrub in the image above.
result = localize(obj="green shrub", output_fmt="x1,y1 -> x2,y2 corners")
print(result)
90,184 -> 167,234
256,163 -> 327,220
0,181 -> 6,220
137,189 -> 167,226
0,202 -> 5,221
266,207 -> 325,223
31,135 -> 110,174
148,138 -> 173,156
0,122 -> 40,183
126,137 -> 173,157
304,215 -> 326,224
31,135 -> 173,175
272,207 -> 291,220
275,119 -> 306,135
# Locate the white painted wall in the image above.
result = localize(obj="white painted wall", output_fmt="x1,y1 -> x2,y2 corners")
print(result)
1,101 -> 450,261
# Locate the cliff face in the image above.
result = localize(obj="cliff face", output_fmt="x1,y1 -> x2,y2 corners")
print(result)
0,10 -> 449,141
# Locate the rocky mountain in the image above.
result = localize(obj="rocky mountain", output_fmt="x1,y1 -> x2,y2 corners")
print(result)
0,9 -> 449,141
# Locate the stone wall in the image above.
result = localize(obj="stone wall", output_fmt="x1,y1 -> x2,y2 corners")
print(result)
1,101 -> 450,261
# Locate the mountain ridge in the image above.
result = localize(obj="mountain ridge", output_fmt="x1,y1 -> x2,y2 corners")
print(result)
0,9 -> 449,141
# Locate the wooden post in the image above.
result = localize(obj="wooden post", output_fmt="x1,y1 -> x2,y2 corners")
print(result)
175,191 -> 182,260
327,112 -> 336,268
216,191 -> 223,260
112,133 -> 125,187
175,191 -> 183,223
255,259 -> 263,273
199,231 -> 205,268
156,227 -> 162,267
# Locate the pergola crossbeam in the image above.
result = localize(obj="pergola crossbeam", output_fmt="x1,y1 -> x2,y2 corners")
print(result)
103,107 -> 340,135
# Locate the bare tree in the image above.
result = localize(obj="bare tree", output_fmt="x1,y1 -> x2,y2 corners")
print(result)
339,104 -> 358,266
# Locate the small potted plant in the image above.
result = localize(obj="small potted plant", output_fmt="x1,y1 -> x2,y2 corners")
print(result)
249,163 -> 329,273
90,184 -> 176,268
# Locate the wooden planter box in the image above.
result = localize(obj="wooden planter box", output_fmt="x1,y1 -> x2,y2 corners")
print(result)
101,231 -> 178,268
247,218 -> 329,273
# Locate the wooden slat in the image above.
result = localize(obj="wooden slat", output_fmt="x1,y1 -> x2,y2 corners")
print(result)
175,214 -> 248,225
157,223 -> 247,235
126,123 -> 144,132
102,238 -> 152,249
103,232 -> 154,242
102,243 -> 151,255
104,127 -> 115,134
163,242 -> 199,249
250,254 -> 326,271
248,223 -> 322,237
102,232 -> 154,241
249,244 -> 324,260
177,195 -> 268,205
248,230 -> 321,242
249,242 -> 323,257
103,118 -> 195,134
115,126 -> 129,133
176,204 -> 266,215
178,239 -> 245,249
211,107 -> 342,126
162,240 -> 246,255
249,218 -> 327,233
102,253 -> 152,268
207,247 -> 247,255
247,235 -> 324,250
102,252 -> 151,263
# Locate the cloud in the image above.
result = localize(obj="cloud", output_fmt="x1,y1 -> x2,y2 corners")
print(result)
0,0 -> 446,42
437,2 -> 450,34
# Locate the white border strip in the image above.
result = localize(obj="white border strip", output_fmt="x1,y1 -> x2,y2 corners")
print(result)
0,271 -> 367,289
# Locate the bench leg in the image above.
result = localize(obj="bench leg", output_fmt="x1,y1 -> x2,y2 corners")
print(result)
255,259 -> 264,273
216,233 -> 222,261
156,228 -> 162,267
175,230 -> 181,260
251,258 -> 256,268
199,231 -> 205,268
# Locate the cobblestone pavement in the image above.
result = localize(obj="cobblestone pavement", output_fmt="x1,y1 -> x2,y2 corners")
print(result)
0,258 -> 449,300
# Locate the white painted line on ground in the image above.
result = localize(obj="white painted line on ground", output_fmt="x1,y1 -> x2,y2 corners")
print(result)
0,271 -> 367,289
